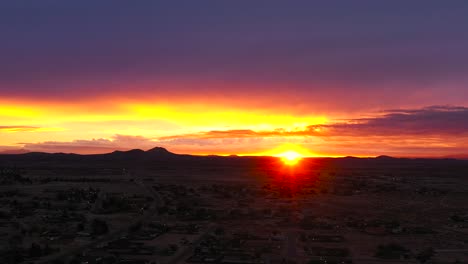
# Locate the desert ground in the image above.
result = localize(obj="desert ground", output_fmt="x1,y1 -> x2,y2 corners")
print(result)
1,150 -> 468,264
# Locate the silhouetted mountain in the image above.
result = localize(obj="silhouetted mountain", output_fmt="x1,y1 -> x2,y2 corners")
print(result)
442,154 -> 468,160
98,147 -> 178,161
0,146 -> 188,167
146,147 -> 177,156
105,149 -> 146,159
376,155 -> 395,160
0,148 -> 467,174
126,149 -> 146,154
0,149 -> 30,154
343,156 -> 359,159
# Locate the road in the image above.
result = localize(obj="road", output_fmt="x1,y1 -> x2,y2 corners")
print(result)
283,230 -> 297,261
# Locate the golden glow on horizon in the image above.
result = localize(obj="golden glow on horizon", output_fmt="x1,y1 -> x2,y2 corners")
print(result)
262,143 -> 315,157
277,150 -> 303,165
269,144 -> 311,165
0,99 -> 463,157
0,100 -> 330,154
0,104 -> 41,118
126,103 -> 327,129
0,100 -> 327,126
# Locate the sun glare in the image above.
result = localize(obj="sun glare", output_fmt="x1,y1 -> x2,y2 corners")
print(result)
278,150 -> 303,166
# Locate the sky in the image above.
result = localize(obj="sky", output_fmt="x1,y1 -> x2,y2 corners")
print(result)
1,1 -> 468,157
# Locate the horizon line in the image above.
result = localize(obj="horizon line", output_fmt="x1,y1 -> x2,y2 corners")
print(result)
1,147 -> 467,160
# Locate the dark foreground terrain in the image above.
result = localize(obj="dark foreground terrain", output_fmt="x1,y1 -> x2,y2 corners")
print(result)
1,148 -> 468,264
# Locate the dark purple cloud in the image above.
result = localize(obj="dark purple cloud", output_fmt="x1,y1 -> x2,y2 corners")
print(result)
160,106 -> 468,139
313,105 -> 468,137
20,134 -> 155,154
0,1 -> 467,111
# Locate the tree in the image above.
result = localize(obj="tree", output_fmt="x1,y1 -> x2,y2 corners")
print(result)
8,234 -> 23,249
129,221 -> 142,232
4,249 -> 23,264
416,247 -> 434,263
169,244 -> 179,252
214,227 -> 225,236
28,242 -> 42,258
43,244 -> 53,255
91,218 -> 109,236
375,243 -> 410,259
76,222 -> 85,231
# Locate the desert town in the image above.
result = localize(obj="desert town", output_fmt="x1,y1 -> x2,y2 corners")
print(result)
1,154 -> 468,264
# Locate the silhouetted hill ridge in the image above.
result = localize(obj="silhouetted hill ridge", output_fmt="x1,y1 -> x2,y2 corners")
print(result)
0,148 -> 468,170
146,147 -> 175,155
376,155 -> 395,159
0,149 -> 31,155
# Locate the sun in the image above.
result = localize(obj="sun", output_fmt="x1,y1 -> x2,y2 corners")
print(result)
278,150 -> 303,166
258,143 -> 312,165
